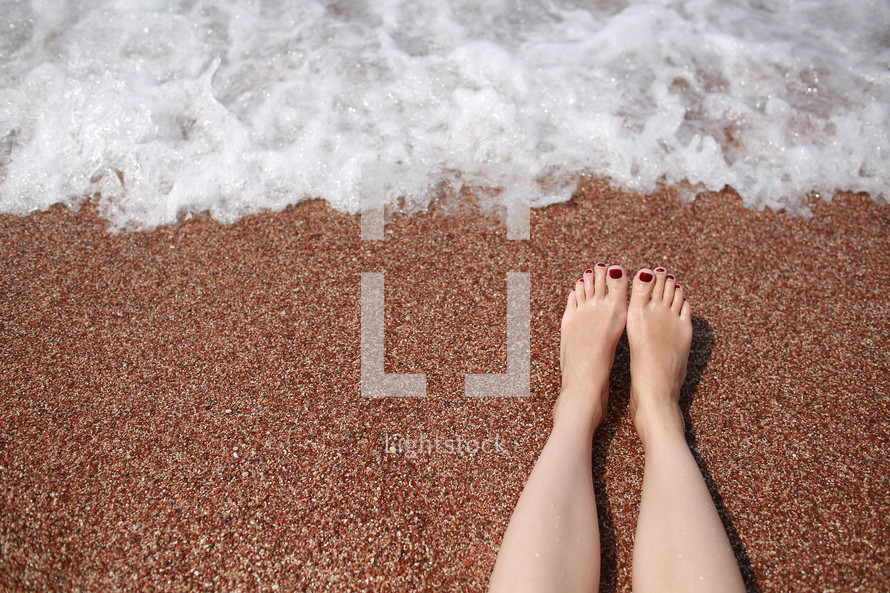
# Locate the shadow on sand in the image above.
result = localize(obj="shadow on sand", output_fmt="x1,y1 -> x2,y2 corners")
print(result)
591,316 -> 760,593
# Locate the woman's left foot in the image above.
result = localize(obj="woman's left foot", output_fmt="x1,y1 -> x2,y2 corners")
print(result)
553,264 -> 628,432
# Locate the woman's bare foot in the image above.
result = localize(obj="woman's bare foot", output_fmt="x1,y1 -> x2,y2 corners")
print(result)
628,268 -> 746,593
626,267 -> 693,449
490,264 -> 627,593
553,263 -> 628,433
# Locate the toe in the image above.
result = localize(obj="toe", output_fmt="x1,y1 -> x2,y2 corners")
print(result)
594,263 -> 607,299
575,276 -> 587,302
566,287 -> 578,311
606,265 -> 628,302
583,267 -> 595,300
671,284 -> 685,314
680,297 -> 691,321
652,267 -> 667,302
663,273 -> 677,306
630,268 -> 655,306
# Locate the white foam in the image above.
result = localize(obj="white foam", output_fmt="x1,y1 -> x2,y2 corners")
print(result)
1,0 -> 888,230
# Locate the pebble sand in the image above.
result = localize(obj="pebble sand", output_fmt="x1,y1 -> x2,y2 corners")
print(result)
2,180 -> 888,591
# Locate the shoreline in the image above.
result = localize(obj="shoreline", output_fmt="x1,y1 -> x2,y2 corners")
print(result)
2,182 -> 888,591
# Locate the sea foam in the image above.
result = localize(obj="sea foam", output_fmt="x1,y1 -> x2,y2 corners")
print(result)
1,0 -> 888,230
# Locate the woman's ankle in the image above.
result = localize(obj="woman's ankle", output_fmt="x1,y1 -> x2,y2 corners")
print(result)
632,394 -> 686,450
552,385 -> 607,437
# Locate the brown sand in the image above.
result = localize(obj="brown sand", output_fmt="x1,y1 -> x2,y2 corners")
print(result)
1,180 -> 888,592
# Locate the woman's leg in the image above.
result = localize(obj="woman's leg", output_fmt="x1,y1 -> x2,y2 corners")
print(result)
627,268 -> 745,593
489,264 -> 628,593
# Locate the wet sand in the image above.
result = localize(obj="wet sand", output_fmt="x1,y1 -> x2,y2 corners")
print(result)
1,180 -> 889,591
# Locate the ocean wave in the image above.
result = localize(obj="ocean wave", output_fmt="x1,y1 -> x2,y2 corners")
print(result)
1,0 -> 888,230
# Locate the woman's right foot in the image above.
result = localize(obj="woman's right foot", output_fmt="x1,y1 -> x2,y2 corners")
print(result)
626,267 -> 693,449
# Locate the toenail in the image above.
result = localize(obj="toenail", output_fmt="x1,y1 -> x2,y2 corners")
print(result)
585,269 -> 593,274
608,268 -> 622,279
667,274 -> 675,280
578,278 -> 584,283
595,262 -> 607,268
639,271 -> 653,282
655,267 -> 666,273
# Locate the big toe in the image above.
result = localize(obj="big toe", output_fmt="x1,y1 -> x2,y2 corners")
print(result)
630,268 -> 655,307
606,265 -> 628,303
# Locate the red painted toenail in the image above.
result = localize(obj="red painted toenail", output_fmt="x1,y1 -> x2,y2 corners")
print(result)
667,274 -> 675,280
640,272 -> 653,282
578,278 -> 584,282
655,267 -> 666,273
585,269 -> 593,274
595,262 -> 607,268
608,268 -> 622,279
